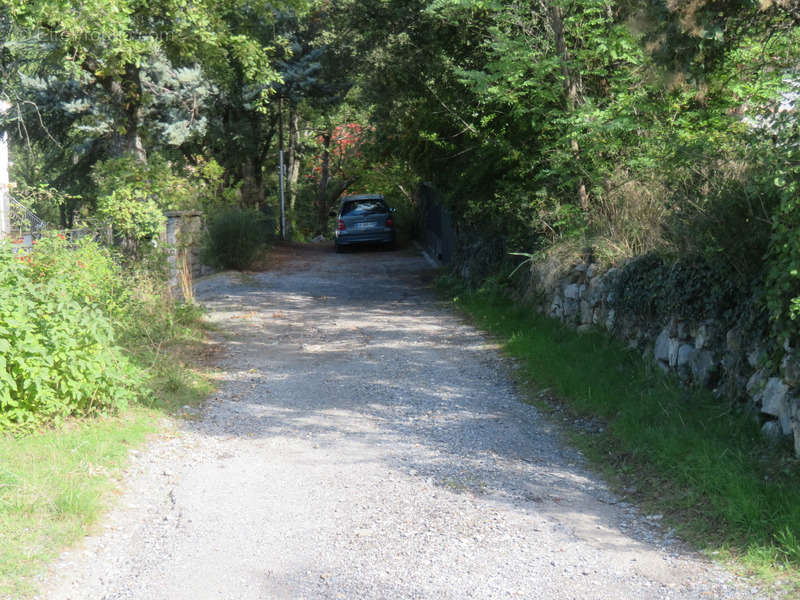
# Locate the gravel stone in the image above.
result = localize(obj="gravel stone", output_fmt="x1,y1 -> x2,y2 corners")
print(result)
34,245 -> 778,600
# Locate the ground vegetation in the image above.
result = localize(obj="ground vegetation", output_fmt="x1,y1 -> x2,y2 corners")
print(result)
3,0 -> 800,590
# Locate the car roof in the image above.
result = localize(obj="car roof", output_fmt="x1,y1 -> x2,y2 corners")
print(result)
340,194 -> 384,202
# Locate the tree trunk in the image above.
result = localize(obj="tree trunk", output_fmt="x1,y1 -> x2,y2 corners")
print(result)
99,64 -> 146,161
315,129 -> 332,234
240,157 -> 264,209
251,112 -> 278,214
287,106 -> 301,237
549,4 -> 589,210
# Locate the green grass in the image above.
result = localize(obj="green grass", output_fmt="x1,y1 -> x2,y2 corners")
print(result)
0,297 -> 214,599
0,414 -> 154,598
438,275 -> 800,591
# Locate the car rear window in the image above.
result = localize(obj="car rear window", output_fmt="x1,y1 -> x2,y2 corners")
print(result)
341,200 -> 387,216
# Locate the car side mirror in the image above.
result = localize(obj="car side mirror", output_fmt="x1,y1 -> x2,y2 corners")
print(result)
390,207 -> 397,213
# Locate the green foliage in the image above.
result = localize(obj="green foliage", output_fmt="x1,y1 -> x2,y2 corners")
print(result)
91,156 -> 168,243
204,208 -> 274,270
0,240 -> 144,432
765,187 -> 800,340
347,1 -> 799,252
91,154 -> 229,245
0,291 -> 212,596
3,0 -> 294,84
662,165 -> 778,280
340,0 -> 800,354
13,183 -> 80,227
28,234 -> 130,316
762,85 -> 800,344
0,415 -> 155,598
193,157 -> 238,211
612,254 -> 760,330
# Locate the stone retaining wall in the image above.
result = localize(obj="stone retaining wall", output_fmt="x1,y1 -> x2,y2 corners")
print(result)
529,258 -> 800,455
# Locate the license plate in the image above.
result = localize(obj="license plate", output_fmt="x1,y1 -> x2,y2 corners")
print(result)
355,222 -> 376,230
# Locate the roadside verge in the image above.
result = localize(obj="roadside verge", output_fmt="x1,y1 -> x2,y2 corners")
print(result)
436,274 -> 800,596
0,307 -> 215,599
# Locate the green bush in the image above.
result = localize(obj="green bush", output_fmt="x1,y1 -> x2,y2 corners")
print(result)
763,113 -> 800,344
663,164 -> 778,281
0,239 -> 145,432
612,254 -> 746,322
204,208 -> 273,270
91,156 -> 166,246
26,234 -> 130,318
91,154 -> 231,252
766,186 -> 800,344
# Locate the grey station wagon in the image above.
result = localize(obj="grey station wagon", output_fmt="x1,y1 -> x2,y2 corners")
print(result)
332,194 -> 396,252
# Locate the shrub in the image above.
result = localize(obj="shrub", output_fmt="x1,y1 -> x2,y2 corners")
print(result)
611,253 -> 767,345
663,162 -> 777,281
91,154 -> 231,252
0,241 -> 144,431
765,182 -> 800,344
762,107 -> 800,344
204,208 -> 273,270
91,156 -> 166,246
25,234 -> 130,319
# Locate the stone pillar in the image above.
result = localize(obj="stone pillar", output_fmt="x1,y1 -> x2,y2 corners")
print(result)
164,210 -> 209,300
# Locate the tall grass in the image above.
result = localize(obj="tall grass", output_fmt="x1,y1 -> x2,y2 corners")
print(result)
439,275 -> 800,589
589,174 -> 671,263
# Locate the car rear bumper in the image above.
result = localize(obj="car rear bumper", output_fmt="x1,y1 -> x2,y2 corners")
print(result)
335,230 -> 395,245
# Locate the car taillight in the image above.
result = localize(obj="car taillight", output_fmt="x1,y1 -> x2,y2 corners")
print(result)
385,218 -> 393,227
337,219 -> 346,231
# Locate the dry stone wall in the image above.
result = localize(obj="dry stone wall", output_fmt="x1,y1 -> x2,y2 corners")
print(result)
529,258 -> 800,455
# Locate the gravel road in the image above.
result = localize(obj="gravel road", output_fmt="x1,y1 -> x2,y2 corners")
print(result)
37,243 -> 772,599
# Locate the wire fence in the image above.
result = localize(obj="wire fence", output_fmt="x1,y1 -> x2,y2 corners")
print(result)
3,197 -> 113,253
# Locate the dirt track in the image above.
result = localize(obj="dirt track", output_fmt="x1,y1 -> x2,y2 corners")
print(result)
38,243 -> 766,599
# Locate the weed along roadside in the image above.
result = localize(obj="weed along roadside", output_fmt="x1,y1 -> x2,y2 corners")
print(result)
436,274 -> 800,595
0,321 -> 214,600
0,233 -> 215,599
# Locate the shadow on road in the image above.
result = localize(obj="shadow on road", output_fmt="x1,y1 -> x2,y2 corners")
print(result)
191,244 -> 660,557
